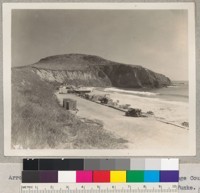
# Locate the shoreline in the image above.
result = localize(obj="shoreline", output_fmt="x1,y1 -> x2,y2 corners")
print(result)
96,86 -> 189,103
55,88 -> 189,152
92,87 -> 189,129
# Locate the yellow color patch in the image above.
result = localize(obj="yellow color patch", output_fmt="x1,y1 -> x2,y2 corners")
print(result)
110,171 -> 126,183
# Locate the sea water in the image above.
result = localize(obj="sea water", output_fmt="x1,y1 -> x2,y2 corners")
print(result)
104,81 -> 188,103
151,81 -> 188,102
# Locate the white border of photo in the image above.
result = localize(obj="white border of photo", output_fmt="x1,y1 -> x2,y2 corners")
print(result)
3,3 -> 196,156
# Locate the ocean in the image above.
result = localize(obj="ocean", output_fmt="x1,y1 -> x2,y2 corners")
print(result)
104,81 -> 189,103
150,81 -> 188,102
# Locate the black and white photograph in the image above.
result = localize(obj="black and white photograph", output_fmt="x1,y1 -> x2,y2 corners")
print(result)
3,3 -> 196,156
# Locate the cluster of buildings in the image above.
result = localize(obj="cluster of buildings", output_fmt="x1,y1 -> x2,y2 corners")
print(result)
59,85 -> 93,94
60,84 -> 145,117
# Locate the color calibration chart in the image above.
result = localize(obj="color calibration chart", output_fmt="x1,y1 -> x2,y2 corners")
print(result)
21,158 -> 179,193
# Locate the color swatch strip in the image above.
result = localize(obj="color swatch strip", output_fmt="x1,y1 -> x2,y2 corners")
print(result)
22,170 -> 179,183
23,158 -> 179,171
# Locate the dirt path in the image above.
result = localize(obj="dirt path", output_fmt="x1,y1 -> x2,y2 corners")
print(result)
56,92 -> 189,154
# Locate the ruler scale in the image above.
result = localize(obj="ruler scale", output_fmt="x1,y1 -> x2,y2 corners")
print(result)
21,183 -> 178,193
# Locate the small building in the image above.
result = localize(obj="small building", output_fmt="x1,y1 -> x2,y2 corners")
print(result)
59,86 -> 68,94
74,87 -> 93,94
63,98 -> 77,110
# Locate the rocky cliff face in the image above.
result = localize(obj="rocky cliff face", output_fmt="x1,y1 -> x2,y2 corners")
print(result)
33,68 -> 111,87
98,65 -> 171,88
24,54 -> 171,88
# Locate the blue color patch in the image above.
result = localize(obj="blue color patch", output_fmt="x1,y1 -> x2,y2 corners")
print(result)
144,171 -> 160,182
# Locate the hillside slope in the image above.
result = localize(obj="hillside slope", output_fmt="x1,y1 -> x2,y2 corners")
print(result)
12,67 -> 127,149
29,54 -> 171,88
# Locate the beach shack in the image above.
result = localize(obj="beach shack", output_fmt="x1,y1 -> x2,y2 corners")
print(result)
63,98 -> 77,110
74,87 -> 93,94
59,86 -> 68,94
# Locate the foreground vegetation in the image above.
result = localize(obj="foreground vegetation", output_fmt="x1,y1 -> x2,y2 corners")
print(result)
12,67 -> 127,149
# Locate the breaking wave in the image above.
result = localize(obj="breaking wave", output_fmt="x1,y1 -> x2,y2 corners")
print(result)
104,87 -> 159,96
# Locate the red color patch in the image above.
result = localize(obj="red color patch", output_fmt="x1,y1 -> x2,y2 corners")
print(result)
93,171 -> 110,182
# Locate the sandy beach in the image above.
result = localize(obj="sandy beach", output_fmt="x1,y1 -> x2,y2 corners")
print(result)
55,88 -> 189,154
97,87 -> 188,128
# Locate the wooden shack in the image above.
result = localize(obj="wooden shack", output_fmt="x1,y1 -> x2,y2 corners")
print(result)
63,98 -> 77,110
59,87 -> 68,94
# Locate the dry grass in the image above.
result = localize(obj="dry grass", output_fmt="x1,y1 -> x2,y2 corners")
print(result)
11,67 -> 127,149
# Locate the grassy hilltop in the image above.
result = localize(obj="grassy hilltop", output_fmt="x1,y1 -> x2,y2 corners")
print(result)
31,54 -> 171,88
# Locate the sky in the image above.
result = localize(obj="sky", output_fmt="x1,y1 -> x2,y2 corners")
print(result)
12,9 -> 188,80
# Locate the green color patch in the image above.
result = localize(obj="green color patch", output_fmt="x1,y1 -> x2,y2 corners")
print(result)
126,170 -> 144,182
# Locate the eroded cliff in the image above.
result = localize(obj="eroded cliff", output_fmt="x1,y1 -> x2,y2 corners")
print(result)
19,54 -> 171,88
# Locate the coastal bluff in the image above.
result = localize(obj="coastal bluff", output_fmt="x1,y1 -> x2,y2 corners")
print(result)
28,54 -> 171,88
